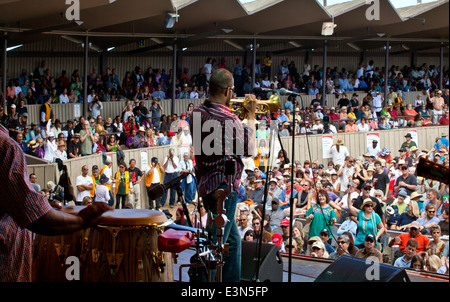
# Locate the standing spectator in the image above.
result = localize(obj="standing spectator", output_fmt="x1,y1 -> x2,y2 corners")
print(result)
79,120 -> 94,156
305,189 -> 337,241
348,197 -> 385,249
43,131 -> 57,162
330,138 -> 350,167
431,90 -> 445,124
373,160 -> 390,201
89,96 -> 103,119
150,99 -> 163,130
100,157 -> 114,206
114,161 -> 133,209
144,157 -> 164,210
179,152 -> 195,203
162,148 -> 179,208
94,174 -> 111,204
76,165 -> 94,205
127,159 -> 143,209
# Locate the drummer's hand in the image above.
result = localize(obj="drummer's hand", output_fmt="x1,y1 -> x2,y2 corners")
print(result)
244,94 -> 258,119
49,201 -> 62,209
78,202 -> 113,228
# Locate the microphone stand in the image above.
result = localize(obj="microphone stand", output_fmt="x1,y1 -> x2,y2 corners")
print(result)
254,114 -> 279,282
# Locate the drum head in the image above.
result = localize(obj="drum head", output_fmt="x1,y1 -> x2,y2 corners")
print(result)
99,209 -> 168,226
59,206 -> 169,226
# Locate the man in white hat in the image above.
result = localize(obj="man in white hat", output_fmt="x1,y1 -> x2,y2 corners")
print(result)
43,130 -> 57,162
132,126 -> 148,148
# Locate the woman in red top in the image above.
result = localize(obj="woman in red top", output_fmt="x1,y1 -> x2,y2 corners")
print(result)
439,110 -> 449,125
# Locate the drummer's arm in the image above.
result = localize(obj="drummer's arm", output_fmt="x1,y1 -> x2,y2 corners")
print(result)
27,203 -> 112,236
27,209 -> 85,236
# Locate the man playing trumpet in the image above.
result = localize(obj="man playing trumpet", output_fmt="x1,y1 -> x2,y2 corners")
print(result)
190,69 -> 257,282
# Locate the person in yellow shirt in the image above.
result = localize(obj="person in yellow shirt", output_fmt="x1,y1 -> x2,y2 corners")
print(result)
145,157 -> 165,210
114,161 -> 133,209
263,52 -> 272,78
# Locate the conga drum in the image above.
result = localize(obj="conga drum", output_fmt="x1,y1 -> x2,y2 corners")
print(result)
84,208 -> 173,282
32,206 -> 90,282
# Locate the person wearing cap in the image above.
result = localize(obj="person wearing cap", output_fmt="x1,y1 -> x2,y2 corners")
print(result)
267,197 -> 289,230
400,133 -> 417,151
67,133 -> 82,158
318,228 -> 337,254
348,195 -> 385,249
393,160 -> 417,196
94,174 -> 111,204
310,240 -> 327,258
354,234 -> 383,263
271,233 -> 283,250
42,129 -> 58,162
389,221 -> 430,261
7,111 -> 27,142
249,179 -> 264,205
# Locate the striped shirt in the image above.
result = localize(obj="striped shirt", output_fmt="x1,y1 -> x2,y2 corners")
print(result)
190,100 -> 254,197
0,125 -> 52,282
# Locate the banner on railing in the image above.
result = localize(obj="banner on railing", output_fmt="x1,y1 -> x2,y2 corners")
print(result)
322,135 -> 333,159
140,150 -> 148,170
407,129 -> 419,147
366,132 -> 380,151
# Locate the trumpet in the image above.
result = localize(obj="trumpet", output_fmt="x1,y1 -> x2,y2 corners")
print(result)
229,94 -> 281,120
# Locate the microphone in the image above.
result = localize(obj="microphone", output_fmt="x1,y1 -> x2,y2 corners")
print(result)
279,88 -> 301,96
147,171 -> 190,200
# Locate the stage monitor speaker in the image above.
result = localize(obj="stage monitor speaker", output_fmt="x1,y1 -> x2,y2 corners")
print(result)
241,240 -> 283,282
315,255 -> 410,282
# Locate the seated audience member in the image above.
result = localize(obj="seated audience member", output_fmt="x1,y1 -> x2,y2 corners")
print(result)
355,234 -> 383,263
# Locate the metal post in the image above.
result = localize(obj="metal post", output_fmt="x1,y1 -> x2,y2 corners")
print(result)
252,38 -> 256,91
384,41 -> 389,107
83,35 -> 89,118
172,41 -> 177,116
2,34 -> 6,109
440,43 -> 444,89
322,40 -> 327,106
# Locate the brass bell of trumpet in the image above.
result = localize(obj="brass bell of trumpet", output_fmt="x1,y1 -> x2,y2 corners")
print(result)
229,94 -> 280,120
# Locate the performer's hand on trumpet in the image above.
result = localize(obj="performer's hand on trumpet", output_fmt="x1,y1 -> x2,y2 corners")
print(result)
243,94 -> 258,120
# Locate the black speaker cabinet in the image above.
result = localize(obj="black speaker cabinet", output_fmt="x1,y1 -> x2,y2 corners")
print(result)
241,240 -> 283,282
315,255 -> 410,282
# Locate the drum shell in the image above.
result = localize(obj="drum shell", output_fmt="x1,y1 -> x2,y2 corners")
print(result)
32,229 -> 90,282
84,225 -> 173,282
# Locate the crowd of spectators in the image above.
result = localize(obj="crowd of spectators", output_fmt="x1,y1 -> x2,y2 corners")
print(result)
1,56 -> 449,277
235,131 -> 449,275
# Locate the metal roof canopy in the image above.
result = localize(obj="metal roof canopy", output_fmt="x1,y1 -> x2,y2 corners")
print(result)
0,0 -> 448,53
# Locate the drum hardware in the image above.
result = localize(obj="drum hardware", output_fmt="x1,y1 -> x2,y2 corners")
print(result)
54,242 -> 71,266
149,250 -> 166,274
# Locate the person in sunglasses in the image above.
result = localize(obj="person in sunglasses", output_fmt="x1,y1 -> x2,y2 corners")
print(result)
348,196 -> 386,250
393,162 -> 417,196
355,234 -> 383,263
